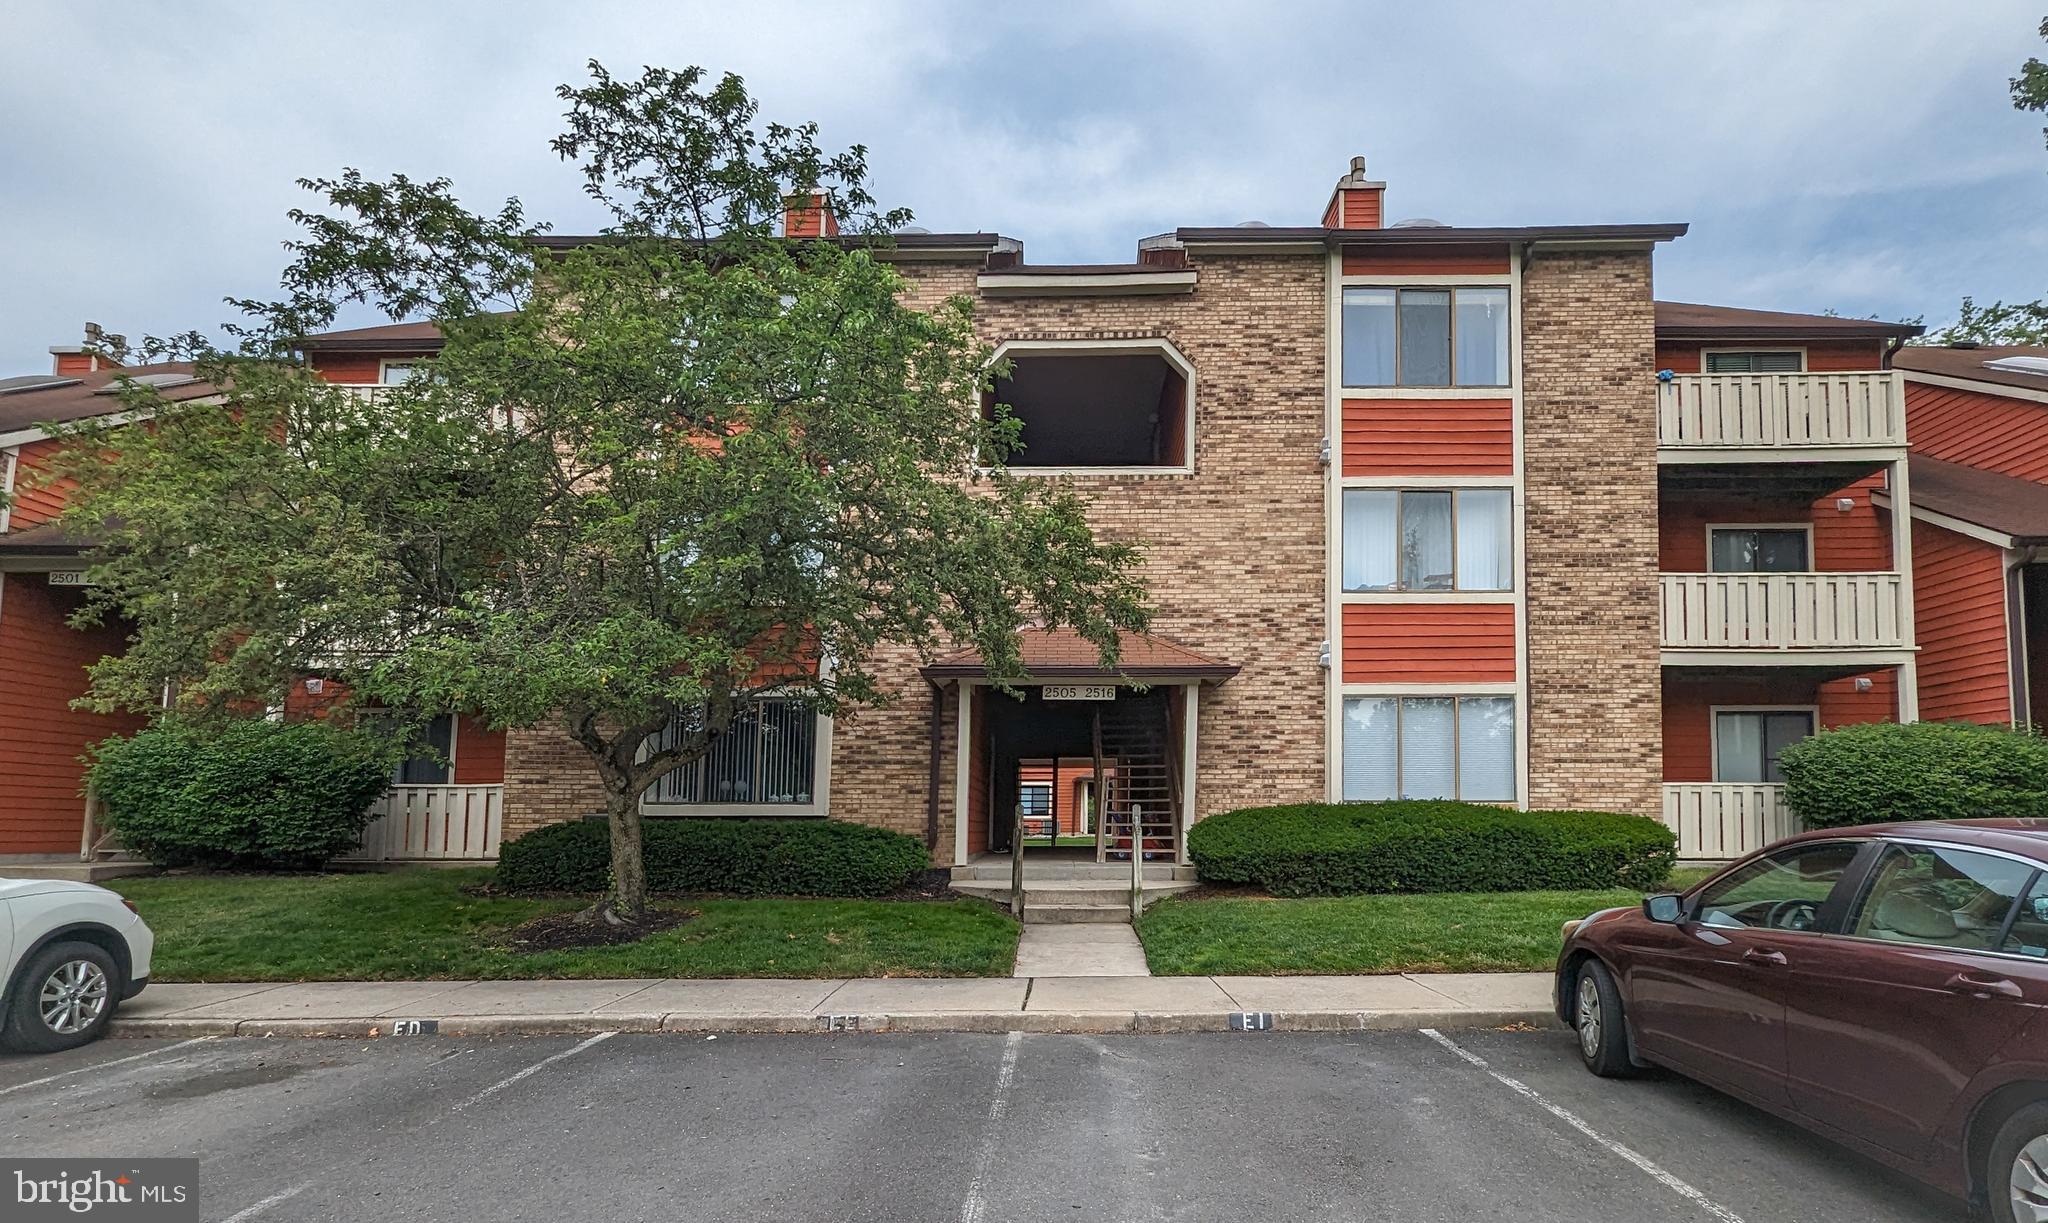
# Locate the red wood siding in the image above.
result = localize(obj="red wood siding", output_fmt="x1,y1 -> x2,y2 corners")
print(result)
8,438 -> 73,529
309,354 -> 386,384
1341,398 -> 1513,476
454,715 -> 506,784
1340,244 -> 1508,276
0,576 -> 147,853
1654,339 -> 1887,373
1912,520 -> 2013,724
1906,382 -> 2048,482
1661,668 -> 1896,782
1341,603 -> 1516,683
1323,188 -> 1384,230
1657,480 -> 1891,572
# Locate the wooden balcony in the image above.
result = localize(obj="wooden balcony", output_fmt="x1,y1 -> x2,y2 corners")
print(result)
1661,783 -> 1799,863
1660,572 -> 1911,664
1657,371 -> 1905,459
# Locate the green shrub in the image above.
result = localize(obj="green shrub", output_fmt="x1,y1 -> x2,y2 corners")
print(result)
1187,800 -> 1676,897
87,719 -> 400,869
1778,721 -> 2048,828
495,818 -> 930,897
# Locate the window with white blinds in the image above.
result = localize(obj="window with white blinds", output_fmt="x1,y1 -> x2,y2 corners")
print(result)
648,698 -> 818,805
1703,351 -> 1804,374
1342,488 -> 1511,592
1342,695 -> 1516,802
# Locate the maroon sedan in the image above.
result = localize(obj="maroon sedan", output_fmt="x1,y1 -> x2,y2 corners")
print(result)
1557,820 -> 2048,1221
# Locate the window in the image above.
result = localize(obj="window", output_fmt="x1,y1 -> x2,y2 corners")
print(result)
2002,873 -> 2048,958
1715,709 -> 1814,784
1019,782 -> 1053,835
1849,845 -> 2035,952
986,344 -> 1192,469
373,712 -> 454,785
1342,488 -> 1511,592
1696,840 -> 1861,930
379,361 -> 423,385
1704,351 -> 1804,374
1342,287 -> 1510,388
1342,695 -> 1514,801
647,698 -> 818,805
1709,527 -> 1810,573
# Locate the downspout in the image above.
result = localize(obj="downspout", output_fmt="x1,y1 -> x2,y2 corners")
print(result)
924,679 -> 946,851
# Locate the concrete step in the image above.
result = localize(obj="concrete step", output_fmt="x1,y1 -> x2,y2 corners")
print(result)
1022,904 -> 1131,924
950,860 -> 1195,883
0,860 -> 157,882
952,880 -> 1198,908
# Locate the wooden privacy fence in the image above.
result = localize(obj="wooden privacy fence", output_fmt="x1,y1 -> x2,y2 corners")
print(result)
343,784 -> 504,862
1661,783 -> 1801,863
1656,371 -> 1903,450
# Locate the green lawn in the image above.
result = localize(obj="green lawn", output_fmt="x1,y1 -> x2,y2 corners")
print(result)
111,870 -> 1019,981
1136,868 -> 1722,977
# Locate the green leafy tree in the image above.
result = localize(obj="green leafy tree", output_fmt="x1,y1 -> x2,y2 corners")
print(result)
42,63 -> 1149,925
1920,18 -> 2048,344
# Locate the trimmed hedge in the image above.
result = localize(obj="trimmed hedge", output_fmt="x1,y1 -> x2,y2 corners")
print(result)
1187,800 -> 1676,897
495,818 -> 930,897
1778,721 -> 2048,828
87,718 -> 399,870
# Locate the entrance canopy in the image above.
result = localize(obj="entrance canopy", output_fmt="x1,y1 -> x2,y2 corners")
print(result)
920,627 -> 1238,683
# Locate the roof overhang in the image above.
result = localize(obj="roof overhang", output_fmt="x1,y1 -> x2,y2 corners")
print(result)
1176,222 -> 1690,253
977,269 -> 1198,297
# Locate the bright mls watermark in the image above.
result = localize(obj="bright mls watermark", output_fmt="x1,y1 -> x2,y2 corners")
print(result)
6,1160 -> 198,1220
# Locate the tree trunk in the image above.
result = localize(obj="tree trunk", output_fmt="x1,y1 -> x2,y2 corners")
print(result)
597,780 -> 649,925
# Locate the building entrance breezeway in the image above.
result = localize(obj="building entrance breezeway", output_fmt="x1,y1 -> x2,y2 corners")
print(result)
982,686 -> 1177,862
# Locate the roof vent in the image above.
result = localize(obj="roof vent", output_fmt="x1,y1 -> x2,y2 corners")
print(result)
0,374 -> 84,395
94,372 -> 199,395
1947,339 -> 1982,349
1390,217 -> 1450,229
1234,220 -> 1271,228
1984,356 -> 2048,378
894,225 -> 931,235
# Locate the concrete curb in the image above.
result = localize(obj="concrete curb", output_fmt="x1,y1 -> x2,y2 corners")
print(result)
111,1007 -> 1557,1040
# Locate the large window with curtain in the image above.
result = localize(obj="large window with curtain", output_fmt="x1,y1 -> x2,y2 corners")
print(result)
1341,287 -> 1511,387
1342,695 -> 1516,801
1342,488 -> 1512,592
646,698 -> 820,806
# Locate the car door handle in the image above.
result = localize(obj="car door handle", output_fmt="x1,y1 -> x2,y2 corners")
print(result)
1742,948 -> 1788,967
1943,972 -> 2024,1000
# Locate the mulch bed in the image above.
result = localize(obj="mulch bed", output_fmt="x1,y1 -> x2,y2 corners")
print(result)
501,906 -> 696,952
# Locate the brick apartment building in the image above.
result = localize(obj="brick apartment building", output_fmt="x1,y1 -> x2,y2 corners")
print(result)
0,157 -> 1936,874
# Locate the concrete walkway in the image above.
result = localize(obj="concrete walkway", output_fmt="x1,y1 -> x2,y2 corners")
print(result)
1011,925 -> 1150,977
111,972 -> 1555,1038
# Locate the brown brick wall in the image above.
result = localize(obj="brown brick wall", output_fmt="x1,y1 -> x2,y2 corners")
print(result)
502,252 -> 1329,858
1520,249 -> 1663,818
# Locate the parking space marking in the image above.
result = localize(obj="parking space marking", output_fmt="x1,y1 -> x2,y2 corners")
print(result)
218,1181 -> 311,1223
455,1030 -> 617,1111
1419,1028 -> 1746,1223
958,1030 -> 1023,1223
0,1036 -> 217,1098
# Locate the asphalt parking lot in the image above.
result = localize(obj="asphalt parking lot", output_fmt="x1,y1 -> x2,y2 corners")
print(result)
0,1028 -> 1962,1222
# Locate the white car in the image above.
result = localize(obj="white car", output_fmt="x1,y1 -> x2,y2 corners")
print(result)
0,879 -> 154,1053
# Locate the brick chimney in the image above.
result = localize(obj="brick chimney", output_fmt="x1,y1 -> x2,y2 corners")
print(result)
1321,155 -> 1386,230
782,190 -> 839,239
50,322 -> 126,375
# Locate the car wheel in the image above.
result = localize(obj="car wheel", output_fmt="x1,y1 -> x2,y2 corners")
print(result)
1,941 -> 121,1054
1571,958 -> 1635,1078
1990,1101 -> 2048,1223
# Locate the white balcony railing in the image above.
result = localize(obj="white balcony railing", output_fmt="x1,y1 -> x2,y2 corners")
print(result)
1657,371 -> 1904,452
343,783 -> 504,862
1660,572 -> 1908,654
1662,783 -> 1800,863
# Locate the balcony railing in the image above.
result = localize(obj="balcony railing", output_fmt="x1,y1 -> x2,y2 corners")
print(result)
1657,371 -> 1904,452
1661,572 -> 1908,654
1662,783 -> 1799,863
342,783 -> 504,862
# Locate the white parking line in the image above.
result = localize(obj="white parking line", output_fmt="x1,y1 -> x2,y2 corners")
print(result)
218,1181 -> 311,1222
958,1030 -> 1023,1223
1419,1028 -> 1746,1223
0,1036 -> 217,1098
455,1031 -> 616,1111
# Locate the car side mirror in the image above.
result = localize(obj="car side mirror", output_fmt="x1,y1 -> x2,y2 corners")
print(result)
2031,896 -> 2048,923
1643,893 -> 1685,924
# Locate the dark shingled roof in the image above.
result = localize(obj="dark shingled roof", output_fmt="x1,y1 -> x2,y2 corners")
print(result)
0,521 -> 94,556
0,363 -> 215,434
922,628 -> 1238,682
1654,301 -> 1924,341
1905,454 -> 2048,546
1893,345 -> 2048,395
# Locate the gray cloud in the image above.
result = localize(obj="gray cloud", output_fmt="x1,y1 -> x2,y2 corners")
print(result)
3,0 -> 2042,369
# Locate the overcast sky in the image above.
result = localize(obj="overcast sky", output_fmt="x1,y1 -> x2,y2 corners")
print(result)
3,0 -> 2044,371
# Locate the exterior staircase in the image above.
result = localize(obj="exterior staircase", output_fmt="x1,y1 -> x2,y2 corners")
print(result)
1095,692 -> 1180,863
949,857 -> 1198,924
